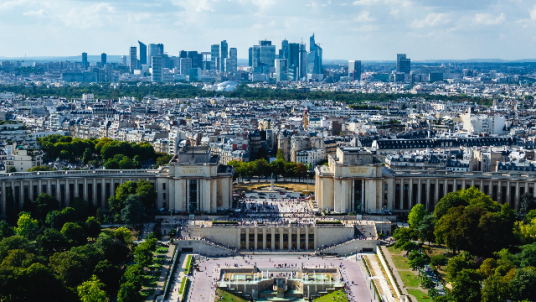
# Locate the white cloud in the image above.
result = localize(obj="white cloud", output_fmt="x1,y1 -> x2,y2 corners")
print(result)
474,13 -> 505,25
23,8 -> 44,16
530,5 -> 536,20
352,0 -> 380,6
60,3 -> 115,28
354,11 -> 375,22
411,13 -> 450,29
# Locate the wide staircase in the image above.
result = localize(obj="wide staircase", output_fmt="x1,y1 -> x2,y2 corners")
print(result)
355,223 -> 377,239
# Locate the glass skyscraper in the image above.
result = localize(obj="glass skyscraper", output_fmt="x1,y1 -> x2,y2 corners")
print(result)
348,60 -> 361,81
396,54 -> 411,74
129,47 -> 137,72
151,56 -> 162,82
211,44 -> 220,71
101,53 -> 107,65
252,40 -> 275,74
138,41 -> 147,65
220,40 -> 228,72
82,52 -> 88,68
306,34 -> 323,76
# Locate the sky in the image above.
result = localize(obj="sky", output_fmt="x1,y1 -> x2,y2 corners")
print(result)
1,0 -> 536,61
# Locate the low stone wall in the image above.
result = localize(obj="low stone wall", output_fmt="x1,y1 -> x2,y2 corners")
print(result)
319,240 -> 379,255
175,240 -> 235,256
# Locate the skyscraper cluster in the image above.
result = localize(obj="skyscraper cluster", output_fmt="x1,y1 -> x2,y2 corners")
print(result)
249,34 -> 322,82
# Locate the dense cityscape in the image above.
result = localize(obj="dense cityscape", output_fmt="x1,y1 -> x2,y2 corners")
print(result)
1,2 -> 536,302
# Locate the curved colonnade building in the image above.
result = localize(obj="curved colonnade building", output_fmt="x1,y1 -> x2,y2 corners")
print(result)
0,146 -> 532,219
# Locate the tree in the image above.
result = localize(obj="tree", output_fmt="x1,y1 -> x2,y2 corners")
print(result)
294,163 -> 308,180
26,165 -> 54,172
5,187 -> 17,226
36,228 -> 68,257
526,209 -> 536,222
0,236 -> 33,262
117,282 -> 141,302
445,252 -> 475,283
408,204 -> 427,229
133,155 -> 142,169
86,217 -> 101,239
136,180 -> 157,210
77,275 -> 107,302
417,214 -> 436,244
450,269 -> 482,302
121,264 -> 144,288
104,158 -> 120,169
0,221 -> 15,240
95,234 -> 130,264
434,187 -> 500,220
49,250 -> 91,288
71,197 -> 88,220
33,193 -> 60,220
520,192 -> 536,214
7,166 -> 17,173
481,275 -> 511,302
93,260 -> 122,293
509,267 -> 536,301
0,263 -> 67,301
518,242 -> 536,268
155,154 -> 172,167
408,250 -> 429,271
1,249 -> 37,268
109,181 -> 137,214
421,276 -> 436,290
276,149 -> 285,161
82,148 -> 92,164
514,218 -> 536,244
113,227 -> 133,244
121,195 -> 145,224
14,213 -> 38,240
478,258 -> 498,278
119,156 -> 135,169
133,238 -> 157,268
61,222 -> 87,247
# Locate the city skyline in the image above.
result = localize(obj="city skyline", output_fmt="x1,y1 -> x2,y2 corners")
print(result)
1,0 -> 536,60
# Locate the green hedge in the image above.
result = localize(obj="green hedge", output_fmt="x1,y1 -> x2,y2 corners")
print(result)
185,255 -> 193,275
180,279 -> 189,301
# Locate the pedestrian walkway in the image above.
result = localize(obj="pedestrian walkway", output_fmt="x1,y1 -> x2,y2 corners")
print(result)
169,253 -> 189,301
146,244 -> 175,301
380,246 -> 423,301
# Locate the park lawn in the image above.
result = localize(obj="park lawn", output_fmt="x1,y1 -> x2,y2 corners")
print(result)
215,289 -> 247,302
387,245 -> 403,254
399,272 -> 420,288
407,289 -> 432,302
391,255 -> 412,270
314,289 -> 349,302
423,245 -> 449,258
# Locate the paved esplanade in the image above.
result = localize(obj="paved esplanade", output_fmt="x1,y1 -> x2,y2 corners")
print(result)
187,255 -> 373,302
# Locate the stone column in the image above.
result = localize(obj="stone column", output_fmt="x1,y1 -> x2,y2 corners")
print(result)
462,180 -> 466,189
245,228 -> 249,249
417,179 -> 422,205
92,179 -> 97,207
408,179 -> 413,208
288,227 -> 292,250
271,228 -> 275,250
262,228 -> 267,250
74,179 -> 79,199
204,179 -> 211,213
83,179 -> 88,201
279,228 -> 284,249
400,178 -> 404,210
211,179 -> 217,211
506,181 -> 511,205
38,180 -> 42,195
361,179 -> 365,211
333,178 -> 341,212
101,179 -> 106,209
305,226 -> 309,250
66,180 -> 71,207
314,227 -> 318,249
471,179 -> 475,187
497,181 -> 501,203
29,180 -> 34,201
47,180 -> 51,196
435,179 -> 439,205
297,227 -> 301,250
56,179 -> 61,202
515,182 -> 520,211
426,179 -> 430,209
351,179 -> 355,211
19,182 -> 24,209
254,228 -> 258,250
341,180 -> 348,213
453,179 -> 457,192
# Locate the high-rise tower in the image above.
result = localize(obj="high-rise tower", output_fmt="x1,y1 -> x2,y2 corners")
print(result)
129,47 -> 137,72
138,41 -> 147,65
